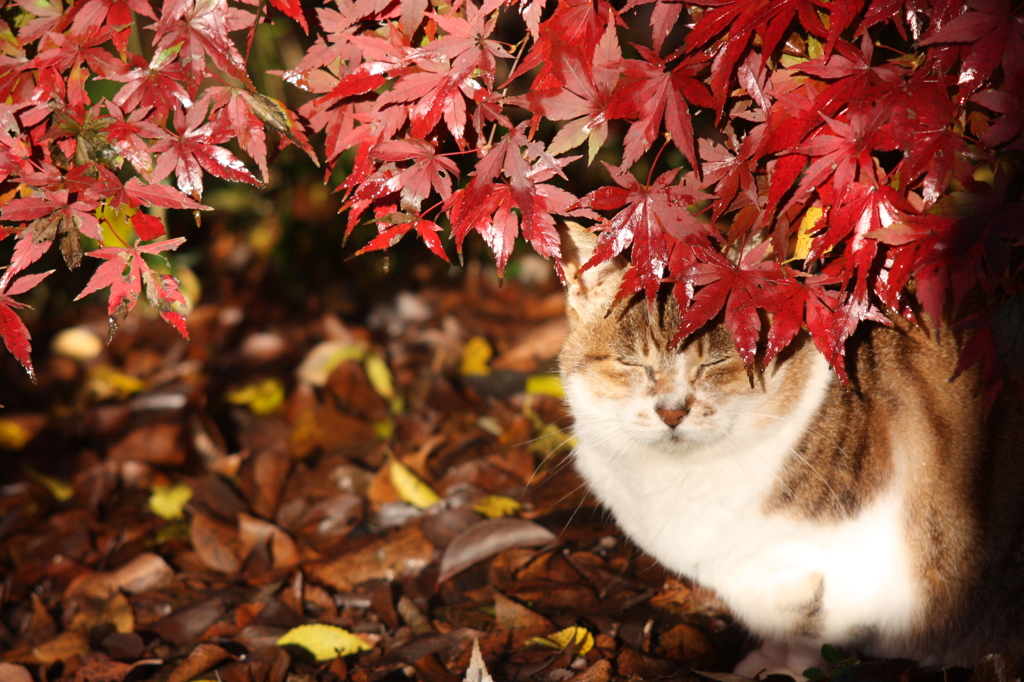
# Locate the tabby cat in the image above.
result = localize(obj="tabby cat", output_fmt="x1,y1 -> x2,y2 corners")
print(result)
558,225 -> 1024,676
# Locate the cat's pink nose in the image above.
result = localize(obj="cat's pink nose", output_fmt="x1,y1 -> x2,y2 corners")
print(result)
656,408 -> 688,427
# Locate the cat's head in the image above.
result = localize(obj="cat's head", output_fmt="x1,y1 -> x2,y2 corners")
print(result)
558,224 -> 814,454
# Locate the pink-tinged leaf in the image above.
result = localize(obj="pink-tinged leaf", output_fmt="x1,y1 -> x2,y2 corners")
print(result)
5,269 -> 55,297
1,195 -> 58,222
75,251 -> 131,303
136,236 -> 187,255
132,212 -> 165,240
400,0 -> 429,36
6,221 -> 56,279
153,0 -> 254,92
146,272 -> 189,341
119,178 -> 209,210
650,0 -> 684,55
369,139 -> 460,210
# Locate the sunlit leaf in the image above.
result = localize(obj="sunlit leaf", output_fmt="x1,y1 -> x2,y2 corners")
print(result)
226,378 -> 286,415
389,457 -> 442,509
461,336 -> 493,377
528,627 -> 595,655
149,482 -> 193,521
473,495 -> 523,518
24,467 -> 74,502
0,419 -> 34,450
295,341 -> 366,387
276,624 -> 373,661
524,374 -> 565,399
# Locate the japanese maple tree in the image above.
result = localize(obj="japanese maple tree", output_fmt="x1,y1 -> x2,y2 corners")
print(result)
1,0 -> 1022,384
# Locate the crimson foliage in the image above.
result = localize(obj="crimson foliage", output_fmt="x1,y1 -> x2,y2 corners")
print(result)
0,0 -> 1021,386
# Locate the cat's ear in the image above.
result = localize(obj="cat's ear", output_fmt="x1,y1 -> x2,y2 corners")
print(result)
558,222 -> 627,320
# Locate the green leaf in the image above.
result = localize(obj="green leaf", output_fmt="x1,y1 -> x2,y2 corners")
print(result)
821,643 -> 840,665
804,668 -> 827,681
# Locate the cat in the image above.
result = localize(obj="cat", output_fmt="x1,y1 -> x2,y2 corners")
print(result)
557,224 -> 1024,677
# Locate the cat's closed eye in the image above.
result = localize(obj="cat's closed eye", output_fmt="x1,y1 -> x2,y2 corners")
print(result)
616,357 -> 656,381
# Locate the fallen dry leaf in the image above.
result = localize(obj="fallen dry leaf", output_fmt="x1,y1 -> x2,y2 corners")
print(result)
190,512 -> 243,574
438,518 -> 557,583
307,525 -> 435,591
106,423 -> 185,465
167,643 -> 233,682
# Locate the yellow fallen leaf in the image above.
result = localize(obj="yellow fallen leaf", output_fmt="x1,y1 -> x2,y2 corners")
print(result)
461,336 -> 493,376
86,365 -> 147,401
528,627 -> 595,655
372,418 -> 395,441
389,457 -> 441,509
296,341 -> 366,387
149,482 -> 193,521
525,374 -> 565,399
473,495 -> 523,518
226,378 -> 285,415
276,623 -> 372,661
364,354 -> 395,399
24,467 -> 74,502
791,206 -> 824,261
0,419 -> 34,450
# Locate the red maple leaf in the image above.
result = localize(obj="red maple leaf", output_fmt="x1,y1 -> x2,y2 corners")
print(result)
919,0 -> 1024,97
508,0 -> 615,91
447,126 -> 584,276
75,237 -> 189,340
674,241 -> 780,370
68,0 -> 157,54
760,271 -> 843,371
153,0 -> 254,93
576,165 -> 713,301
368,138 -> 460,212
412,0 -> 512,90
609,48 -> 712,172
0,269 -> 54,380
781,108 -> 884,214
684,0 -> 827,117
104,43 -> 193,126
30,17 -> 121,77
149,98 -> 261,199
699,137 -> 759,224
354,215 -> 450,262
506,22 -> 622,162
268,0 -> 309,33
112,177 -> 210,211
375,60 -> 475,146
970,89 -> 1024,150
208,85 -> 268,181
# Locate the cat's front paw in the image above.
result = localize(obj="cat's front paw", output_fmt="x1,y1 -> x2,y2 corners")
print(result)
734,641 -> 821,681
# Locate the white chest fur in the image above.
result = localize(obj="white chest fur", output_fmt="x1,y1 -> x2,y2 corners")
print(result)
565,352 -> 921,667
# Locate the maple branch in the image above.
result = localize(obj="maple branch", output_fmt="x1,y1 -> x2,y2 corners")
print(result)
487,35 -> 532,150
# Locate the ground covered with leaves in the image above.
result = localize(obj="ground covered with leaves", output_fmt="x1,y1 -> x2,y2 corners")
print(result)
0,239 -> 1008,682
